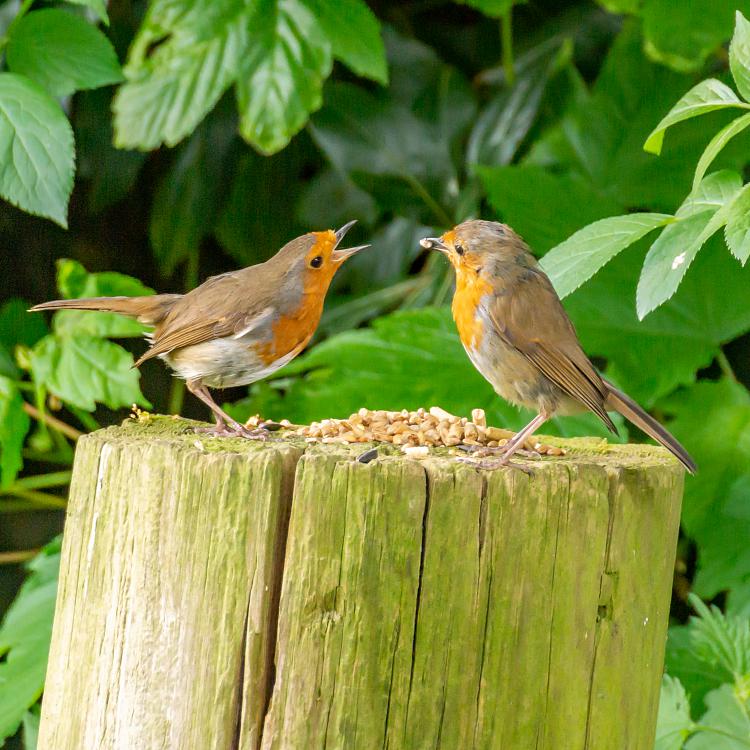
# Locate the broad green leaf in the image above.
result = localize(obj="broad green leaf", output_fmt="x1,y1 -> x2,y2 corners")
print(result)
51,259 -> 154,338
567,239 -> 750,405
692,113 -> 750,192
229,307 -> 624,441
661,379 -> 750,599
150,105 -> 236,275
6,9 -> 122,98
63,0 -> 108,24
300,0 -> 386,84
0,73 -> 74,227
30,335 -> 148,411
686,683 -> 750,749
236,0 -> 332,154
540,213 -> 672,298
479,164 -> 621,253
637,205 -> 731,319
466,39 -> 569,169
641,0 -> 737,73
679,170 -> 744,218
0,376 -> 29,488
644,79 -> 747,155
113,0 -> 246,150
724,184 -> 750,264
0,539 -> 59,744
730,11 -> 750,102
655,676 -> 695,750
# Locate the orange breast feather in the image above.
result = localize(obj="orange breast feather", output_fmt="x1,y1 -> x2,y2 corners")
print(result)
451,268 -> 492,351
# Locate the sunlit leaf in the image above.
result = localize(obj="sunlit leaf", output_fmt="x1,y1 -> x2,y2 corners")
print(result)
0,538 -> 59,744
644,79 -> 747,155
0,376 -> 29,488
30,335 -> 148,411
0,73 -> 74,227
730,11 -> 750,102
724,185 -> 750,264
6,9 -> 122,98
692,113 -> 750,192
655,676 -> 694,750
686,682 -> 750,749
540,213 -> 672,298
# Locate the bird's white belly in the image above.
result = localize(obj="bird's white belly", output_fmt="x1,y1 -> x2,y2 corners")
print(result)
163,338 -> 298,388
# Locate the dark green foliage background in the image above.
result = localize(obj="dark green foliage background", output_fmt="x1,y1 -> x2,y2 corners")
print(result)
1,0 -> 750,747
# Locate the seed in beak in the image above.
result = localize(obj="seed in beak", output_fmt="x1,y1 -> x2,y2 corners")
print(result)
420,237 -> 449,253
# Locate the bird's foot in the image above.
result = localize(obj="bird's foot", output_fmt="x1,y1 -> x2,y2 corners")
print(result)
456,448 -> 539,476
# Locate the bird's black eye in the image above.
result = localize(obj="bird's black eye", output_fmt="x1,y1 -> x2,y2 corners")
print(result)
455,243 -> 465,256
310,255 -> 323,268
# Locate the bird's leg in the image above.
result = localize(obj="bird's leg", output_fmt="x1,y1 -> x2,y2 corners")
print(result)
187,380 -> 269,440
459,412 -> 548,471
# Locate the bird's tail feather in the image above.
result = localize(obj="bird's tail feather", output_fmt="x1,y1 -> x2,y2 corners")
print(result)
604,381 -> 696,474
29,295 -> 181,325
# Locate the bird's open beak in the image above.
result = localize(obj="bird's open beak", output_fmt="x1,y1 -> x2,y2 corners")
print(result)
420,236 -> 450,254
332,220 -> 369,262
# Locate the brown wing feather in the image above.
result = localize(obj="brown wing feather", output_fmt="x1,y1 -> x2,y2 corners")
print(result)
134,268 -> 278,366
487,269 -> 616,432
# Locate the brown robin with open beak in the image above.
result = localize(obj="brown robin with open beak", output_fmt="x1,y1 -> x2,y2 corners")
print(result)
31,221 -> 368,438
421,219 -> 696,473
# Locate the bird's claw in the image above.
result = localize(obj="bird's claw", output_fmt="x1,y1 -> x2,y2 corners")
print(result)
456,455 -> 536,476
194,423 -> 271,440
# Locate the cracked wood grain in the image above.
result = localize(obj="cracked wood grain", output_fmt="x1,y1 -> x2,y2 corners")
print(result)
37,419 -> 684,750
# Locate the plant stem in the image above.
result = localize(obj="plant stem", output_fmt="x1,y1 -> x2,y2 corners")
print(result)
168,378 -> 185,415
13,470 -> 71,490
717,350 -> 738,382
403,174 -> 453,227
23,402 -> 83,441
0,549 -> 38,565
501,5 -> 515,87
0,487 -> 66,509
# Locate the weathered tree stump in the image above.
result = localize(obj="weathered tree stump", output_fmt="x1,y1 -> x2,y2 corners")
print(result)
38,417 -> 684,750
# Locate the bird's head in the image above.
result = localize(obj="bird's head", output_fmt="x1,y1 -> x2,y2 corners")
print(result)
420,220 -> 531,281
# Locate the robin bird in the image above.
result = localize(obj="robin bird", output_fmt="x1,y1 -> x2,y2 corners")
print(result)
420,220 -> 696,473
30,221 -> 368,438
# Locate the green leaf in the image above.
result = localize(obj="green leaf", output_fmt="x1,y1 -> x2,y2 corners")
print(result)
466,39 -> 568,169
150,106 -> 236,275
566,238 -> 750,405
641,0 -> 737,73
22,705 -> 40,750
730,11 -> 750,102
686,682 -> 750,749
63,0 -> 108,24
296,168 -> 378,231
595,0 -> 639,12
644,79 -> 747,155
656,676 -> 695,750
0,539 -> 59,744
6,9 -> 122,98
113,0 -> 246,150
692,113 -> 750,192
51,259 -> 154,338
540,213 -> 672,298
636,211 -> 722,319
661,379 -> 750,599
0,376 -> 29,488
300,0 -> 386,84
236,0 -> 332,154
30,335 -> 149,411
0,73 -> 74,227
479,164 -> 621,253
724,184 -> 750,264
230,307 -> 624,441
679,170 -> 744,217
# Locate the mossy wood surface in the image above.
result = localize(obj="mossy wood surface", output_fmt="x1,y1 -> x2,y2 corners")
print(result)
37,418 -> 684,750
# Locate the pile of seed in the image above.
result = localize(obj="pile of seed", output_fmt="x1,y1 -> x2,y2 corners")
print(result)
248,407 -> 564,456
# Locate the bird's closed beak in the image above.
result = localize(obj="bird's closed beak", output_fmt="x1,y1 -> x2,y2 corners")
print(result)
332,220 -> 370,262
420,236 -> 450,254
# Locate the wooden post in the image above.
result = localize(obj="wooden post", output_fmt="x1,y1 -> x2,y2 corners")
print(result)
37,417 -> 683,750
